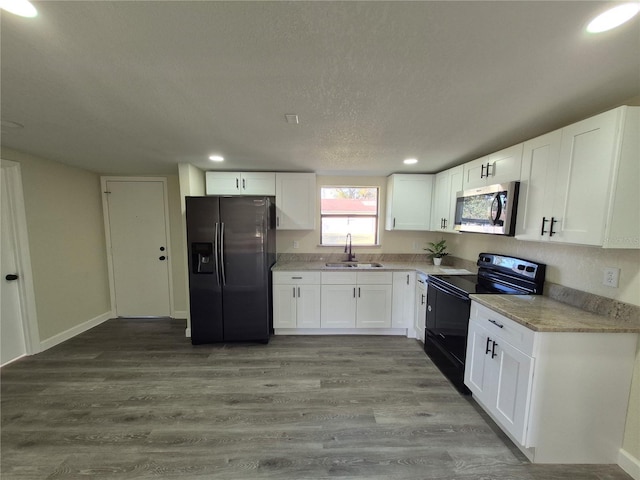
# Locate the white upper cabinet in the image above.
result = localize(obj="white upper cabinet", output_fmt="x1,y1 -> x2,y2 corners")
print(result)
205,171 -> 276,196
516,129 -> 562,242
385,174 -> 434,231
516,106 -> 639,248
463,144 -> 523,190
275,173 -> 316,230
431,165 -> 463,232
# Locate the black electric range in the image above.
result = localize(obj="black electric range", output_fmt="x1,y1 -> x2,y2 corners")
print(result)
424,253 -> 545,394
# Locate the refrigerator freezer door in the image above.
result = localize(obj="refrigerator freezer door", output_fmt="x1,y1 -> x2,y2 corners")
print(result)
186,196 -> 224,344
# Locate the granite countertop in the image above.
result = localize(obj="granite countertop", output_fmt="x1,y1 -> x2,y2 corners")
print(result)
272,257 -> 639,334
271,260 -> 474,276
470,294 -> 640,334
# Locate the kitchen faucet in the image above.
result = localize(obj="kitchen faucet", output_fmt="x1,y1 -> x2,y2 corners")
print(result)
344,233 -> 356,262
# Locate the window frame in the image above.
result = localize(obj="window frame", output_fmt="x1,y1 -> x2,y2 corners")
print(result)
319,186 -> 381,247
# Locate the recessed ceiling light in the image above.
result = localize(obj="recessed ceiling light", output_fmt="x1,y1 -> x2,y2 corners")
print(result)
208,155 -> 224,162
0,0 -> 38,17
403,158 -> 418,165
587,2 -> 640,33
285,114 -> 299,124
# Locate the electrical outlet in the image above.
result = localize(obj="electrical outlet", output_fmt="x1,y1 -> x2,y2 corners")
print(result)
293,240 -> 299,249
603,267 -> 620,288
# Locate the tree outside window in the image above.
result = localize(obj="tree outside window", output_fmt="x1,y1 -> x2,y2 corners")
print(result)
320,187 -> 379,246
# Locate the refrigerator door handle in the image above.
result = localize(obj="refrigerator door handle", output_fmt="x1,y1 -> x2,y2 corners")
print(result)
220,222 -> 226,285
214,222 -> 220,285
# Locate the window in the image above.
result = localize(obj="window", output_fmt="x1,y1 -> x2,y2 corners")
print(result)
320,187 -> 379,246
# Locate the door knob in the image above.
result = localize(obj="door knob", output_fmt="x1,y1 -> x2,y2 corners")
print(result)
159,256 -> 166,261
5,274 -> 19,281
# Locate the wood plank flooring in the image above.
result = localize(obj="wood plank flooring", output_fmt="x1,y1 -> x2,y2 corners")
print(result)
1,318 -> 633,479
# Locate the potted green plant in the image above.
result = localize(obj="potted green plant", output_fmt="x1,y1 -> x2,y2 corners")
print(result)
426,239 -> 449,266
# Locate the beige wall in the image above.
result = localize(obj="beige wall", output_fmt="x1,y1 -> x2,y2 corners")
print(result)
444,232 -> 640,307
276,174 -> 640,308
276,175 -> 449,256
1,147 -> 111,340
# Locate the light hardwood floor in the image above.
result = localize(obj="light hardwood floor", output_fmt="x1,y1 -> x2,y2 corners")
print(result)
1,318 -> 633,479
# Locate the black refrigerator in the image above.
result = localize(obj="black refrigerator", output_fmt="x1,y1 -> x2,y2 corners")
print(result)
185,196 -> 276,345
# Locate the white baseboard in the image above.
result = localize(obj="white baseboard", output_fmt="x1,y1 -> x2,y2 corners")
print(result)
39,311 -> 113,352
1,354 -> 27,368
274,328 -> 408,336
172,310 -> 187,319
185,327 -> 191,337
619,448 -> 640,480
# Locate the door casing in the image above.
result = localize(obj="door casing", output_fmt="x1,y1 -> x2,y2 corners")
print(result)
0,159 -> 40,361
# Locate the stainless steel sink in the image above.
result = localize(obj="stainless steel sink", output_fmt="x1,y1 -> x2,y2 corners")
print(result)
324,262 -> 384,268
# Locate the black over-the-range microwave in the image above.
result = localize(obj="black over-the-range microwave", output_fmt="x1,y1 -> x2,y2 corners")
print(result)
454,181 -> 519,236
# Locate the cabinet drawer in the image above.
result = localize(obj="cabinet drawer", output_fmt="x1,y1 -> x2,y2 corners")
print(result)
273,271 -> 321,285
356,272 -> 393,285
471,301 -> 535,355
322,271 -> 357,285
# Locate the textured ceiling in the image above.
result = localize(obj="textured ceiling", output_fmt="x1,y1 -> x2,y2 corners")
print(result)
1,1 -> 639,176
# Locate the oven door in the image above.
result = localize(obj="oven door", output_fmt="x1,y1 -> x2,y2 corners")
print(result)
425,280 -> 471,365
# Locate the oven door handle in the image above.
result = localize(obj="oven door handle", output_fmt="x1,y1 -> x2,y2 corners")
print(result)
429,280 -> 469,302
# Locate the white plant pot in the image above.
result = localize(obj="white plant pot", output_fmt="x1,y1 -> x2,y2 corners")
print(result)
433,258 -> 442,266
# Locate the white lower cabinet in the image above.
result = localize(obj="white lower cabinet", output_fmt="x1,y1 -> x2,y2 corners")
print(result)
272,272 -> 320,328
465,300 -> 638,464
320,271 -> 392,329
273,269 -> 420,335
414,275 -> 427,342
466,317 -> 533,444
391,271 -> 415,328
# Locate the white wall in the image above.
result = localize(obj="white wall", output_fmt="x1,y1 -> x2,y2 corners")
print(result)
1,147 -> 111,341
445,232 -> 640,307
276,175 -> 447,255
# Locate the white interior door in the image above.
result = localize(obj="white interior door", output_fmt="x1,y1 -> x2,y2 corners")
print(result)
1,168 -> 27,364
104,179 -> 171,317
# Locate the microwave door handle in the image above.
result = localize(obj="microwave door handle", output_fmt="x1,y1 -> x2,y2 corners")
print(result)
491,193 -> 503,225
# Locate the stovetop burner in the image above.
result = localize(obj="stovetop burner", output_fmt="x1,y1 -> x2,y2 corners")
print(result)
430,253 -> 546,296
